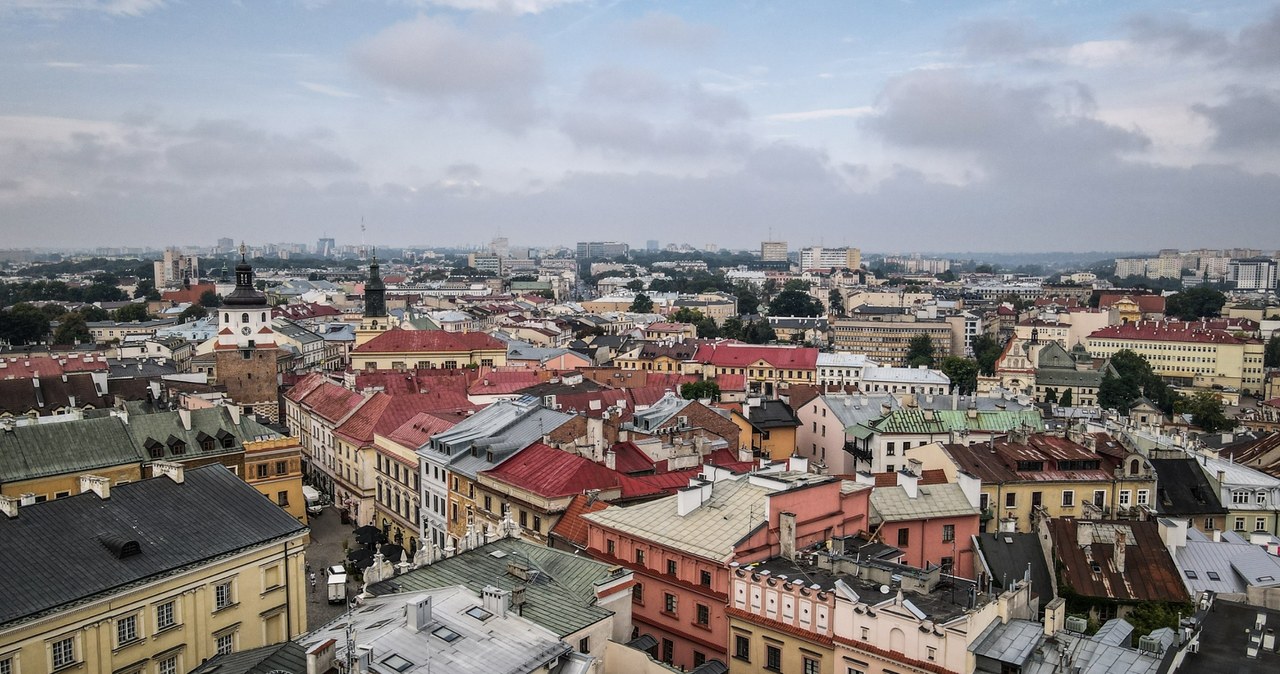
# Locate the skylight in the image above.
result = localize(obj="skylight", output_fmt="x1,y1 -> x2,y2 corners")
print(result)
1205,571 -> 1221,581
465,606 -> 493,621
432,626 -> 462,643
381,654 -> 414,672
1184,570 -> 1198,579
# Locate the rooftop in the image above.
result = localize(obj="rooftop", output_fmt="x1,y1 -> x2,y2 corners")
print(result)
353,328 -> 506,354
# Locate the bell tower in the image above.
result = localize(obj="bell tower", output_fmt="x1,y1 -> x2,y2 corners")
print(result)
213,243 -> 280,421
356,252 -> 395,347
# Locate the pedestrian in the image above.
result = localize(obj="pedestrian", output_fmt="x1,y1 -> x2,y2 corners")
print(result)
309,572 -> 316,594
306,562 -> 312,575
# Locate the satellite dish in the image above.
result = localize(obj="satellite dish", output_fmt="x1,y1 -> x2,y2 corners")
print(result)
879,584 -> 891,595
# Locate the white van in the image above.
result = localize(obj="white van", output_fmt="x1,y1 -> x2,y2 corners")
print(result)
302,486 -> 324,515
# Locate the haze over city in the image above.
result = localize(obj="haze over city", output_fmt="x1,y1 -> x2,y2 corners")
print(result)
2,0 -> 1280,251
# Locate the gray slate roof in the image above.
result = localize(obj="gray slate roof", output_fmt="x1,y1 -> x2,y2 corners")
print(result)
0,415 -> 141,483
187,642 -> 307,674
0,464 -> 307,628
369,538 -> 625,638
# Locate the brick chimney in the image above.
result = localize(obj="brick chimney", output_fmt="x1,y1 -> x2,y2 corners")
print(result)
1114,528 -> 1126,574
79,474 -> 111,499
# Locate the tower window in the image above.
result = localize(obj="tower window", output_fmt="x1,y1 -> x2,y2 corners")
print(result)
261,312 -> 266,321
241,313 -> 249,323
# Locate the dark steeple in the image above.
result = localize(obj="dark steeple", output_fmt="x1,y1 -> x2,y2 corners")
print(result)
223,242 -> 268,308
364,251 -> 386,318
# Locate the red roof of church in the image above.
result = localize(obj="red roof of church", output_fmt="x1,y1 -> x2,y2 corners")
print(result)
353,328 -> 505,353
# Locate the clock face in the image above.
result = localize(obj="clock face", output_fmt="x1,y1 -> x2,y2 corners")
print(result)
241,326 -> 252,335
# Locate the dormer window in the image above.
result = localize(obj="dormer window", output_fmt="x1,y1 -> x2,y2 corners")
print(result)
144,438 -> 164,459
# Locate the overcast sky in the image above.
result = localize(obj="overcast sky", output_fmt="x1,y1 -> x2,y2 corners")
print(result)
2,0 -> 1279,253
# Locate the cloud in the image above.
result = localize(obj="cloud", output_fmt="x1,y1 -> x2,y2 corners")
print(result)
863,70 -> 1149,173
405,0 -> 586,14
764,107 -> 874,123
558,112 -> 733,157
1192,88 -> 1280,150
580,66 -> 673,106
44,61 -> 148,73
956,17 -> 1054,60
299,81 -> 359,99
624,11 -> 716,52
685,84 -> 748,125
1127,8 -> 1280,69
352,15 -> 542,131
0,0 -> 166,17
164,120 -> 358,177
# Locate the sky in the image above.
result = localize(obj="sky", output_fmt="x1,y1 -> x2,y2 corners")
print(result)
2,0 -> 1280,253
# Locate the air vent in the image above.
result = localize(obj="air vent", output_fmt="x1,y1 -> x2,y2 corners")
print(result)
1065,616 -> 1088,633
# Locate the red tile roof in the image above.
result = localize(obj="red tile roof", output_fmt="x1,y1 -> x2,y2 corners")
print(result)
353,328 -> 505,353
713,373 -> 747,392
1089,321 -> 1255,345
335,392 -> 457,445
610,441 -> 655,474
467,368 -> 542,395
706,447 -> 755,472
0,353 -> 110,378
871,469 -> 950,487
299,380 -> 366,423
1097,293 -> 1166,313
693,343 -> 819,370
549,493 -> 610,548
481,443 -> 624,498
385,411 -> 460,449
352,368 -> 472,396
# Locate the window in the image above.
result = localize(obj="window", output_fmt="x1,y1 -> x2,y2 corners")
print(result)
661,639 -> 674,665
156,601 -> 175,630
886,442 -> 896,456
275,460 -> 287,475
1258,517 -> 1268,532
927,647 -> 937,661
667,560 -> 678,576
116,614 -> 138,646
632,583 -> 643,604
664,593 -> 677,614
1204,517 -> 1215,530
52,637 -> 75,669
1257,492 -> 1267,506
942,524 -> 955,542
1093,490 -> 1106,507
157,656 -> 178,674
1061,491 -> 1075,507
766,644 -> 782,671
578,637 -> 590,654
635,549 -> 645,565
1206,571 -> 1222,581
694,651 -> 706,667
897,528 -> 909,546
1005,492 -> 1016,508
532,516 -> 542,532
861,626 -> 870,640
1031,491 -> 1042,508
696,603 -> 710,626
1235,517 -> 1246,531
215,633 -> 234,656
734,635 -> 751,661
484,496 -> 492,512
1232,491 -> 1249,504
1137,489 -> 1149,505
804,656 -> 820,674
214,581 -> 233,610
1119,490 -> 1131,506
607,539 -> 616,556
700,570 -> 712,587
519,511 -> 527,528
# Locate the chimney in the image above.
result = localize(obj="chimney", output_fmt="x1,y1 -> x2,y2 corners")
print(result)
0,495 -> 19,519
178,408 -> 191,431
306,640 -> 337,674
855,471 -> 876,487
1216,470 -> 1225,486
1076,520 -> 1095,549
956,470 -> 982,509
228,404 -> 242,425
79,474 -> 111,499
780,511 -> 797,561
1044,597 -> 1066,636
605,449 -> 616,471
153,461 -> 185,484
355,647 -> 372,674
899,469 -> 919,499
482,585 -> 510,618
405,595 -> 433,632
19,493 -> 35,506
1114,528 -> 1126,574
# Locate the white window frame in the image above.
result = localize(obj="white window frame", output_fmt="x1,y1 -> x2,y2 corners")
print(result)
1257,517 -> 1267,532
157,655 -> 178,674
1136,490 -> 1149,506
214,581 -> 234,611
156,600 -> 176,630
51,637 -> 75,670
1119,490 -> 1131,507
116,613 -> 139,646
215,633 -> 234,656
1061,490 -> 1075,507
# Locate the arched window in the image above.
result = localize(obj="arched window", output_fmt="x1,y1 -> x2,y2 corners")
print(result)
1129,458 -> 1140,475
241,313 -> 249,324
223,313 -> 229,322
261,312 -> 266,321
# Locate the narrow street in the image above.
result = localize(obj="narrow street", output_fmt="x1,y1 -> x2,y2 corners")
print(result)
303,506 -> 359,630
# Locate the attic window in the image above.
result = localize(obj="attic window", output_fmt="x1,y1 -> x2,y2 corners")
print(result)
465,606 -> 493,622
1184,570 -> 1198,579
144,438 -> 164,459
98,534 -> 142,559
1257,576 -> 1275,582
1206,571 -> 1221,581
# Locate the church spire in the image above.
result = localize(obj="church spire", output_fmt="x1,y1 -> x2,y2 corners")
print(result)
364,251 -> 386,318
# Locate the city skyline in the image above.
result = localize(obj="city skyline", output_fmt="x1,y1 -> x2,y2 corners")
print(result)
2,1 -> 1280,251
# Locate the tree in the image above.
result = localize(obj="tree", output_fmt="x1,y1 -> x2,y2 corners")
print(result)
629,293 -> 654,313
670,307 -> 704,323
1165,286 -> 1226,320
828,289 -> 845,317
114,303 -> 152,322
625,280 -> 645,292
936,269 -> 957,282
0,303 -> 50,345
734,286 -> 760,315
1177,391 -> 1237,433
178,304 -> 208,323
939,357 -> 978,394
1044,388 -> 1058,404
721,316 -> 744,341
768,290 -> 824,317
680,381 -> 721,401
1100,350 -> 1176,414
974,264 -> 996,274
52,312 -> 90,345
199,289 -> 222,308
1098,370 -> 1141,411
1264,335 -> 1280,368
741,320 -> 776,344
972,335 -> 1003,376
1059,389 -> 1073,407
906,333 -> 936,367
79,305 -> 110,322
133,279 -> 161,301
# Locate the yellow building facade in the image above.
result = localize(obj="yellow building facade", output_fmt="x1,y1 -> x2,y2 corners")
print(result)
244,436 -> 308,522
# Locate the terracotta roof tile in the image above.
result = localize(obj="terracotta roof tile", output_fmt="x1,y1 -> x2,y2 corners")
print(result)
482,442 -> 623,498
352,328 -> 505,353
693,343 -> 819,369
550,494 -> 610,548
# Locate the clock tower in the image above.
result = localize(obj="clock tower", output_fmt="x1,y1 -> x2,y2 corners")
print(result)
214,244 -> 280,421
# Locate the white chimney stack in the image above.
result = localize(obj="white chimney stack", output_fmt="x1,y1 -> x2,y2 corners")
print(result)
0,495 -> 19,519
79,474 -> 111,499
405,595 -> 433,632
1114,528 -> 1126,574
153,461 -> 185,484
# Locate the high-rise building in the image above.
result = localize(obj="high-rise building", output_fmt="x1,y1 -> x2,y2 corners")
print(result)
153,248 -> 199,289
489,237 -> 509,257
1228,257 -> 1278,291
575,241 -> 629,260
799,246 -> 861,271
761,240 -> 788,262
216,237 -> 234,253
316,237 -> 336,257
646,239 -> 659,251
